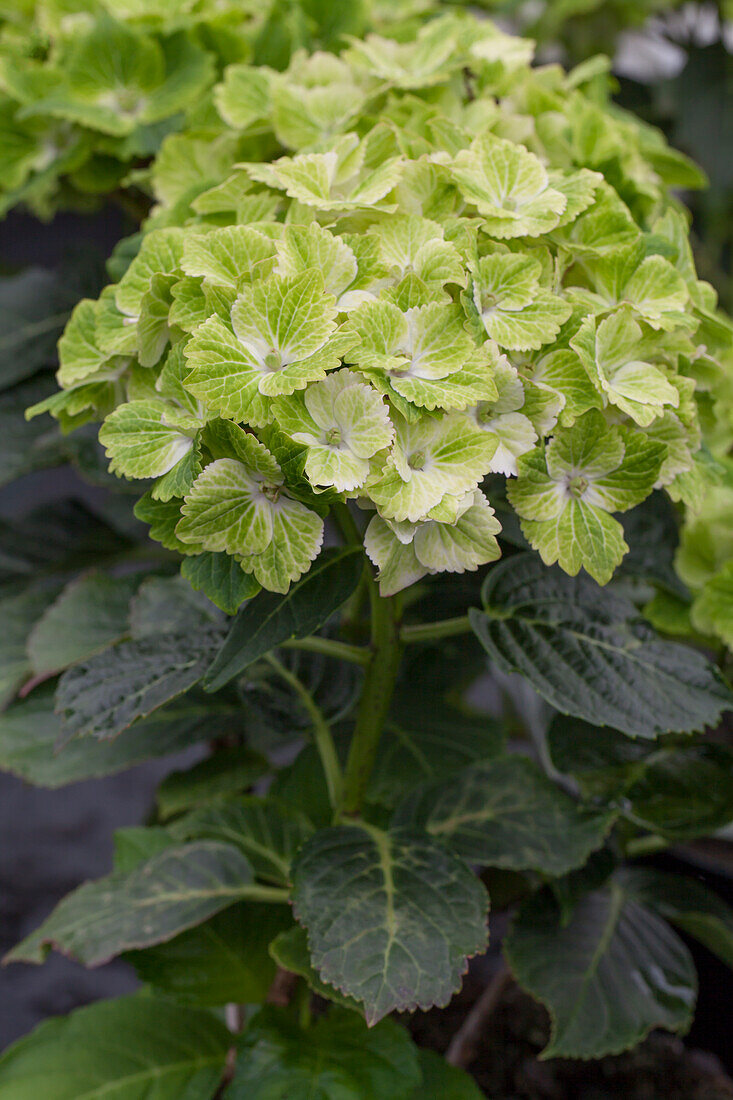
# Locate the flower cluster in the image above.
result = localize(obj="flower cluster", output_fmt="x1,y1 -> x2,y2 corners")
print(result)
34,12 -> 733,598
0,0 -> 422,216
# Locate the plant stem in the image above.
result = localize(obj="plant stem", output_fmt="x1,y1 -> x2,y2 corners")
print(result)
446,963 -> 512,1067
243,884 -> 292,904
340,582 -> 401,815
625,833 -> 672,858
279,635 -> 370,666
264,654 -> 343,809
400,615 -> 472,644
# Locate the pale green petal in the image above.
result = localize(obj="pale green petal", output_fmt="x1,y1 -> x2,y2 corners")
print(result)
181,226 -> 277,290
57,298 -> 109,387
370,412 -> 497,522
230,271 -> 338,364
214,63 -> 272,130
177,457 -> 274,556
623,255 -> 689,325
182,315 -> 270,426
364,514 -> 428,597
450,135 -> 567,238
99,398 -> 198,480
137,272 -> 175,368
275,223 -> 357,298
414,491 -> 501,572
239,498 -> 324,593
115,228 -> 186,318
480,291 -> 571,352
521,499 -> 628,585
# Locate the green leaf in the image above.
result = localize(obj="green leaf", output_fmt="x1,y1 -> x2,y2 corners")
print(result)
204,547 -> 363,691
504,879 -> 697,1059
0,249 -> 104,383
225,1007 -> 421,1099
27,572 -> 139,677
0,993 -> 230,1100
56,626 -> 225,742
394,756 -> 614,876
169,795 -> 313,886
6,841 -> 256,966
412,1050 -> 484,1099
368,700 -> 505,808
692,560 -> 733,648
0,687 -> 248,787
546,715 -> 651,798
292,823 -> 488,1024
182,552 -> 261,615
128,903 -> 292,1006
623,743 -> 733,839
128,575 -> 221,639
113,826 -> 176,872
269,926 -> 362,1012
470,553 -> 733,737
156,747 -> 270,821
181,225 -> 277,289
621,867 -> 733,970
0,585 -> 63,704
1,376 -> 68,485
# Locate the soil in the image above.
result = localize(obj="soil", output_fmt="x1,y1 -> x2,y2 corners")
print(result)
410,965 -> 733,1100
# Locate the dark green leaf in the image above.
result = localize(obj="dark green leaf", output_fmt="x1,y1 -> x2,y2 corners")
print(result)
549,718 -> 733,838
394,756 -> 615,876
6,841 -> 256,966
547,714 -> 651,798
470,553 -> 732,737
113,826 -> 176,872
128,574 -> 222,638
0,501 -> 129,590
204,547 -> 363,691
0,584 -> 62,706
621,867 -> 733,970
169,795 -> 312,885
27,572 -> 139,676
0,376 -> 67,485
619,492 -> 687,597
0,267 -> 87,390
225,1007 -> 420,1100
182,551 -> 260,615
412,1050 -> 484,1099
292,824 -> 488,1025
240,644 -> 362,751
0,993 -> 230,1100
56,626 -> 224,742
268,744 -> 333,828
156,747 -> 270,821
0,687 -> 250,787
133,492 -> 189,553
128,902 -> 292,1006
504,879 -> 697,1059
369,701 -> 505,809
624,743 -> 733,839
269,926 -> 362,1012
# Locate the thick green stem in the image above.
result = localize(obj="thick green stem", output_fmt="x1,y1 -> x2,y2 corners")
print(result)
280,635 -> 370,666
264,654 -> 343,809
242,885 -> 292,903
340,583 -> 401,815
400,615 -> 471,644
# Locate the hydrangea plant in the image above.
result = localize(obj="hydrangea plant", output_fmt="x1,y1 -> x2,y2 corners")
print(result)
1,10 -> 733,1099
0,0 -> 432,216
32,12 -> 730,595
